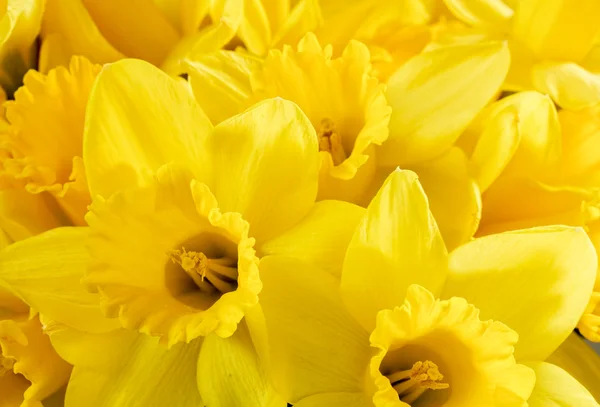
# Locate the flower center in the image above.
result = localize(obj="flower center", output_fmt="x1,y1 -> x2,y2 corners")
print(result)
386,360 -> 449,405
0,355 -> 14,376
318,118 -> 347,166
168,247 -> 238,295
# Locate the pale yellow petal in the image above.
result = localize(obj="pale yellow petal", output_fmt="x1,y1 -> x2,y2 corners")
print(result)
444,0 -> 513,28
341,169 -> 448,332
41,0 -> 123,64
82,0 -> 180,66
532,62 -> 600,110
206,99 -> 319,244
512,0 -> 600,62
294,393 -> 371,407
444,226 -> 597,360
410,148 -> 481,251
186,50 -> 259,124
524,362 -> 597,407
197,326 -> 270,407
0,190 -> 68,243
548,333 -> 600,402
161,17 -> 240,76
260,256 -> 371,402
382,42 -> 510,167
64,331 -> 204,407
260,200 -> 365,279
0,227 -> 119,333
84,59 -> 212,199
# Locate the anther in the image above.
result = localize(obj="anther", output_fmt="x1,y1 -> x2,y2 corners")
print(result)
168,248 -> 238,294
386,360 -> 449,405
318,118 -> 347,166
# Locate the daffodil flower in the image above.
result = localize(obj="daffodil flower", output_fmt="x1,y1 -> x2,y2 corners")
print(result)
0,279 -> 71,407
438,0 -> 600,110
258,169 -> 598,406
457,92 -> 600,343
0,56 -> 101,228
0,58 -> 365,406
187,35 -> 509,249
0,0 -> 43,97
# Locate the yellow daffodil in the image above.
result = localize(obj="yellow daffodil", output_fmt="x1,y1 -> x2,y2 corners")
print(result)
187,35 -> 508,249
0,259 -> 71,407
0,56 -> 101,228
438,0 -> 600,110
258,169 -> 598,406
0,58 -> 364,406
0,0 -> 43,97
459,92 -> 600,343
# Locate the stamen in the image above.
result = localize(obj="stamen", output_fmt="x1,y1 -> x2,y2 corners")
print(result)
386,360 -> 449,405
0,356 -> 14,376
318,118 -> 347,166
168,248 -> 238,294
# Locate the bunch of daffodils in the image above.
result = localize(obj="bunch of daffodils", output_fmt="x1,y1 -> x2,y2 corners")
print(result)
1,0 -> 600,406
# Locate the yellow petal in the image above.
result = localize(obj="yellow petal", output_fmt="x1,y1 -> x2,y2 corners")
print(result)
161,17 -> 240,76
84,58 -> 212,199
470,91 -> 560,184
524,362 -> 597,407
260,200 -> 365,279
559,105 -> 600,187
512,0 -> 600,62
64,331 -> 204,407
1,56 -> 100,226
0,314 -> 71,407
179,0 -> 210,35
531,62 -> 600,110
410,147 -> 482,251
444,0 -> 513,28
382,42 -> 510,167
197,326 -> 270,407
43,323 -> 131,368
548,333 -> 600,402
294,393 -> 370,407
38,34 -> 72,74
0,227 -> 119,333
186,50 -> 259,125
0,190 -> 68,243
444,226 -> 597,360
238,0 -> 271,55
260,0 -> 290,35
468,105 -> 520,192
259,255 -> 370,402
41,0 -> 123,64
341,169 -> 448,332
81,0 -> 180,66
479,177 -> 593,236
271,0 -> 322,49
207,99 -> 319,244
